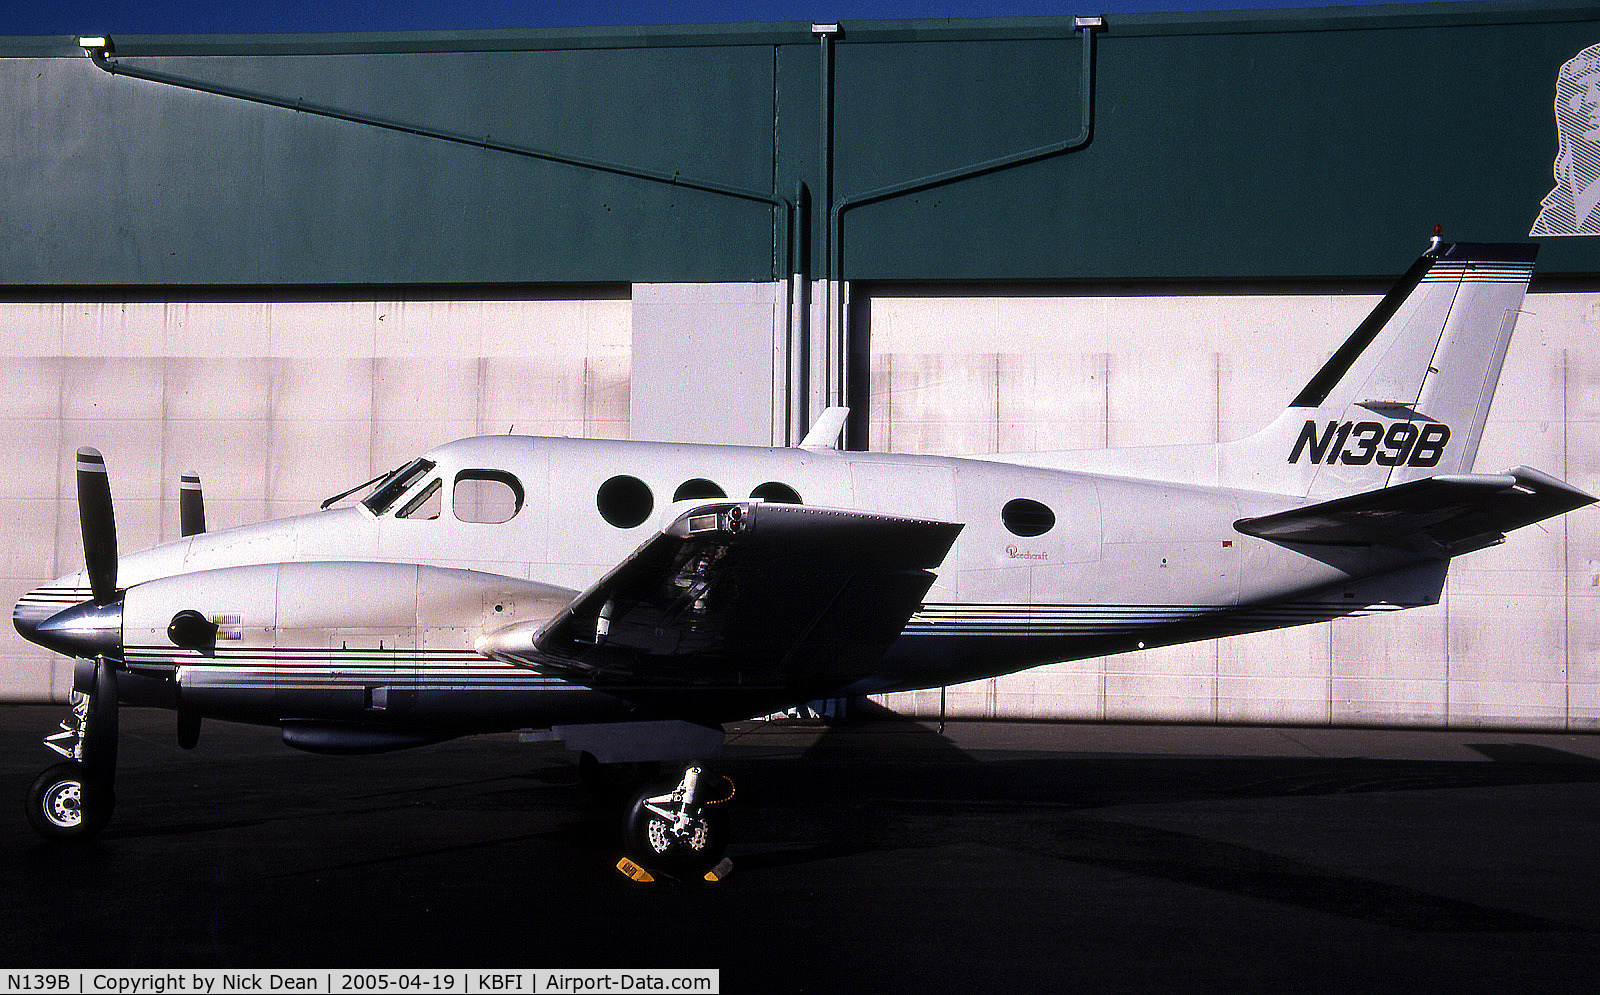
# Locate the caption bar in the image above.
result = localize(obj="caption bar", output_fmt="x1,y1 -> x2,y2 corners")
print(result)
3,973 -> 718,995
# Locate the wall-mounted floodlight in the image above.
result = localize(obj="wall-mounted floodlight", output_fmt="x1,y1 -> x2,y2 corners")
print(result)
812,23 -> 840,36
78,36 -> 112,55
1075,16 -> 1104,29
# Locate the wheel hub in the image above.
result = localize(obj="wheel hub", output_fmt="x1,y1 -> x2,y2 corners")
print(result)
42,779 -> 83,829
646,814 -> 710,854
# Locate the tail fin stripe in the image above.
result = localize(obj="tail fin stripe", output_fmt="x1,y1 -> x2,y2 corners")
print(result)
1421,263 -> 1534,284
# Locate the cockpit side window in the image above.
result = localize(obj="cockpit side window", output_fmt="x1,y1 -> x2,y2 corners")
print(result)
453,470 -> 524,524
361,458 -> 436,516
395,478 -> 443,520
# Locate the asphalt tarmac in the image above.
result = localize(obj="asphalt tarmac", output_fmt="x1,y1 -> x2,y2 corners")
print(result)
3,705 -> 1600,993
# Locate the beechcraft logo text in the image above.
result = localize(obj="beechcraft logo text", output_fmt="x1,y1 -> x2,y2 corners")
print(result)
1288,420 -> 1450,466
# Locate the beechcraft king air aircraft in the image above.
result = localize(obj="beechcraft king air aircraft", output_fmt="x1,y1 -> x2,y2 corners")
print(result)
11,239 -> 1595,873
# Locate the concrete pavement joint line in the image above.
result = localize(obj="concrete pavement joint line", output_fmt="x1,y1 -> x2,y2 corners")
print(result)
1272,728 -> 1332,758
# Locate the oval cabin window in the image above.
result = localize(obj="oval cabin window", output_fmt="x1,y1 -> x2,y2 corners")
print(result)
453,471 -> 524,524
1001,498 -> 1055,537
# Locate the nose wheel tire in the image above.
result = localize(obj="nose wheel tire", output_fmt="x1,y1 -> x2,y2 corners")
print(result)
26,762 -> 113,842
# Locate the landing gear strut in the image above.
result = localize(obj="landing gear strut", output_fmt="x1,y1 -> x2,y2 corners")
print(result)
623,765 -> 733,877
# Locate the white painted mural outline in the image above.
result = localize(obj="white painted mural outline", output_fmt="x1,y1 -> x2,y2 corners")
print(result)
1531,42 -> 1600,236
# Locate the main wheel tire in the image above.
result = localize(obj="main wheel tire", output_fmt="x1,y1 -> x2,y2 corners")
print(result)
26,762 -> 113,842
623,775 -> 730,875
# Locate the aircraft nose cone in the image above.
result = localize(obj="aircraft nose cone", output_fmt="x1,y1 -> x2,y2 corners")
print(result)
14,586 -> 74,642
26,598 -> 123,660
14,601 -> 41,641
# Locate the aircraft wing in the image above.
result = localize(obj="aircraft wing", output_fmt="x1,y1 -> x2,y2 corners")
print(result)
1234,466 -> 1594,554
479,501 -> 962,689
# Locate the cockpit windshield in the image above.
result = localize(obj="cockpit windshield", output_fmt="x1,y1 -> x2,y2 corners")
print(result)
360,458 -> 437,516
324,458 -> 436,513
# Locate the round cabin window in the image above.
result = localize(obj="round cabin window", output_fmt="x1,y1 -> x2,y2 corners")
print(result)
673,478 -> 727,502
1001,498 -> 1055,537
597,475 -> 654,528
750,481 -> 802,504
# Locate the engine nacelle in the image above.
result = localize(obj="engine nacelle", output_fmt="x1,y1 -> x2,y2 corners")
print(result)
120,561 -> 573,724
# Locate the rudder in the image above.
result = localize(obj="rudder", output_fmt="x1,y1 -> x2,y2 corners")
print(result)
1223,241 -> 1536,498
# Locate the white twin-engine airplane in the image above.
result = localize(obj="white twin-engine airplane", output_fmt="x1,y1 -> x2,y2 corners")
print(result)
12,238 -> 1594,874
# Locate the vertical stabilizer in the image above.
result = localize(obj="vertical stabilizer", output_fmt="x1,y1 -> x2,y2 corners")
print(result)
1222,241 -> 1536,498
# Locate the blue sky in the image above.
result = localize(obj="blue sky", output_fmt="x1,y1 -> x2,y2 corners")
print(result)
3,1 -> 1472,38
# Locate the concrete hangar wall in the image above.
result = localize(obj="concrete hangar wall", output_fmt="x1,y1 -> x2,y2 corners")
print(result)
2,2 -> 1599,728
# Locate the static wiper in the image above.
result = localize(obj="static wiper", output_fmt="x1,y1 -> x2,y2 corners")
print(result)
321,469 -> 391,511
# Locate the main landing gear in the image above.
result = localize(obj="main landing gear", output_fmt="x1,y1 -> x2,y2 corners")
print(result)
618,765 -> 735,883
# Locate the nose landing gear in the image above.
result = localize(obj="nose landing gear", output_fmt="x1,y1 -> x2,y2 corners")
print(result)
22,448 -> 125,844
26,661 -> 119,843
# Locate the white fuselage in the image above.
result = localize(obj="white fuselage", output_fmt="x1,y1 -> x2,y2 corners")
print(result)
16,433 -> 1436,733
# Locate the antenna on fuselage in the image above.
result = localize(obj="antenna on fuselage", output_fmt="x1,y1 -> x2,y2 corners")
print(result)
798,407 -> 850,451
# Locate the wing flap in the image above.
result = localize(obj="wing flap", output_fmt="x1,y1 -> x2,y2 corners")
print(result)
1234,466 -> 1593,553
480,501 -> 962,689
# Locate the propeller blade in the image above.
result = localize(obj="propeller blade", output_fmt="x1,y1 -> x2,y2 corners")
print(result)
76,447 -> 118,606
180,472 -> 206,536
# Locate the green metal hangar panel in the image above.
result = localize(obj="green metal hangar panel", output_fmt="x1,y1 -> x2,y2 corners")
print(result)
3,1 -> 1598,728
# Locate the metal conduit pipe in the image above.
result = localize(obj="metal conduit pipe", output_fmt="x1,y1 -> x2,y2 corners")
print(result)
814,25 -> 839,438
789,181 -> 811,447
824,18 -> 1102,447
80,42 -> 795,282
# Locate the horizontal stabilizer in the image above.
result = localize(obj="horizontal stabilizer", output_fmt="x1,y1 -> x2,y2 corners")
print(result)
1234,466 -> 1594,554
